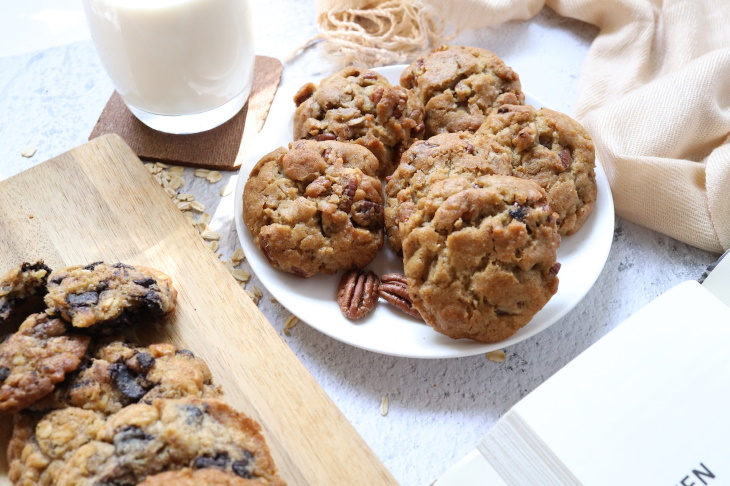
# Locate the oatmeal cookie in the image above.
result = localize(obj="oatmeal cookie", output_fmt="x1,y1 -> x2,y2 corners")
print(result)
384,132 -> 513,253
476,104 -> 597,235
44,262 -> 177,331
293,66 -> 425,176
139,467 -> 268,485
46,397 -> 284,486
0,313 -> 89,413
401,45 -> 524,137
402,175 -> 561,343
243,140 -> 384,277
9,407 -> 104,486
0,261 -> 52,325
34,339 -> 219,415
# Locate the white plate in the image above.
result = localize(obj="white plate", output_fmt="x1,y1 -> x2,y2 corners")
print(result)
235,65 -> 615,359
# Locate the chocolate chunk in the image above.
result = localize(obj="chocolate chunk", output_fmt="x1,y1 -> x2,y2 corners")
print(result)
113,425 -> 153,450
83,262 -> 104,271
175,349 -> 195,357
0,366 -> 10,382
67,291 -> 99,307
109,363 -> 147,402
134,352 -> 156,371
133,278 -> 156,288
509,205 -> 526,222
193,452 -> 230,470
181,404 -> 205,425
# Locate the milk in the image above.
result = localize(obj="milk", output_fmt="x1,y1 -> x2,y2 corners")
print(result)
83,0 -> 254,116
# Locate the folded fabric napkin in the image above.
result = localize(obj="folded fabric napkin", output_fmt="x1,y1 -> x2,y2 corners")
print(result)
314,0 -> 730,253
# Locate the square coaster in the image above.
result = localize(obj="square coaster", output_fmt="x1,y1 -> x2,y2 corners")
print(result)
89,55 -> 283,170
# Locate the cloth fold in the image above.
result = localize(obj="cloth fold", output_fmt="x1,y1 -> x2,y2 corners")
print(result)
315,0 -> 730,253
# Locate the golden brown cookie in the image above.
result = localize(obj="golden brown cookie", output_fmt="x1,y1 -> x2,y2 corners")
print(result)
34,339 -> 220,415
401,45 -> 524,137
293,66 -> 425,176
0,261 -> 52,326
138,468 -> 269,485
383,131 -> 513,253
44,262 -> 177,332
402,175 -> 561,343
48,398 -> 284,486
476,104 -> 597,235
0,313 -> 90,413
243,140 -> 384,277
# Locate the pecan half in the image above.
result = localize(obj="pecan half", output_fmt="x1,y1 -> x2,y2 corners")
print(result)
378,273 -> 422,320
337,269 -> 380,320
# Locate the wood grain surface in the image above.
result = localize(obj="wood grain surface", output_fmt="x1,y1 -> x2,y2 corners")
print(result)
89,56 -> 283,170
0,134 -> 396,485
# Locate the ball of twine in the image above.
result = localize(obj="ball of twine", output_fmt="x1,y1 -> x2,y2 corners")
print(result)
298,0 -> 444,68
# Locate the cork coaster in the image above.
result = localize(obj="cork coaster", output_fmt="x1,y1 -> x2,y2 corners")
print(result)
89,56 -> 283,170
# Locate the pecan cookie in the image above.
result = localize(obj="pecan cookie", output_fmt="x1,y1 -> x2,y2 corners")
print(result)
384,131 -> 513,253
401,45 -> 524,137
139,468 -> 268,485
476,104 -> 597,235
0,261 -> 52,325
293,66 -> 425,176
44,262 -> 177,331
243,140 -> 384,277
0,313 -> 90,413
34,339 -> 219,415
46,397 -> 284,486
402,175 -> 561,343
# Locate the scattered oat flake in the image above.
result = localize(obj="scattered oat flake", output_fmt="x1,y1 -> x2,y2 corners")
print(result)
269,296 -> 278,303
21,146 -> 37,158
194,168 -> 211,178
220,185 -> 233,197
190,201 -> 206,213
155,162 -> 169,169
168,165 -> 185,176
206,170 -> 222,183
380,396 -> 389,416
486,350 -> 507,363
231,269 -> 251,282
177,193 -> 195,202
201,230 -> 220,241
208,240 -> 219,253
168,176 -> 185,190
245,289 -> 261,305
177,201 -> 192,211
231,248 -> 245,263
283,315 -> 299,336
164,187 -> 177,198
200,213 -> 212,225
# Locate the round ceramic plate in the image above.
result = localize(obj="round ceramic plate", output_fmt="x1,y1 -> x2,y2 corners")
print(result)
234,65 -> 615,359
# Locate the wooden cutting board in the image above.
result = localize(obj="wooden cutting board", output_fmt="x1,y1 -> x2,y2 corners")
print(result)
0,134 -> 396,485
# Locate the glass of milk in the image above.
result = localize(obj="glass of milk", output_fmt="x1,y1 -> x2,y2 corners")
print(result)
82,0 -> 254,134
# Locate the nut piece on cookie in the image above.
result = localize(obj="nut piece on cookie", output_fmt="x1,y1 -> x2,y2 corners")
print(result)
293,66 -> 425,176
0,313 -> 90,413
402,175 -> 561,343
34,339 -> 220,415
49,397 -> 285,486
384,131 -> 513,253
476,104 -> 597,235
243,140 -> 384,278
44,262 -> 177,332
0,260 -> 52,325
401,45 -> 524,137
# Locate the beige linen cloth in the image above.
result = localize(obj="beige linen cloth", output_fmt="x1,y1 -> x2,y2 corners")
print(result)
314,0 -> 730,253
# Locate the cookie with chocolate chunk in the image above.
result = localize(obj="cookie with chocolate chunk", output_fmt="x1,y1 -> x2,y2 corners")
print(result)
0,313 -> 90,413
384,132 -> 513,253
44,262 -> 177,332
401,45 -> 524,137
243,140 -> 384,277
0,260 -> 52,325
476,104 -> 597,235
402,175 -> 560,343
34,340 -> 220,415
139,468 -> 269,485
45,398 -> 285,486
293,66 -> 425,176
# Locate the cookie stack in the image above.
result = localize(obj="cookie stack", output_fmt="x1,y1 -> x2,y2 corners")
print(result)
0,261 -> 285,486
243,44 -> 598,344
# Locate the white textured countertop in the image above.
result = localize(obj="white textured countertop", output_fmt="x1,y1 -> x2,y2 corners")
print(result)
0,2 -> 718,485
